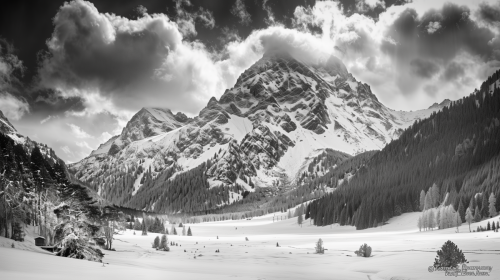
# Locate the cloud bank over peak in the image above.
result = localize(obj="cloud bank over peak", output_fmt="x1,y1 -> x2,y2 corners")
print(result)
5,0 -> 500,163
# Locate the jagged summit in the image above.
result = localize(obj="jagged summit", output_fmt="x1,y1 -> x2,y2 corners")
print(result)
428,99 -> 452,109
69,52 -> 449,211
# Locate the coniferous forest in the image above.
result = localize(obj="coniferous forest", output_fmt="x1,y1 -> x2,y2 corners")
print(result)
306,84 -> 500,230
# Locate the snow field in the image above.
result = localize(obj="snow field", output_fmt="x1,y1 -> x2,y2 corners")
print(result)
1,212 -> 499,279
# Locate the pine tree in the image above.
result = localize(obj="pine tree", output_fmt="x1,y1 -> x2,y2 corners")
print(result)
187,227 -> 192,236
419,190 -> 426,211
433,240 -> 467,268
474,206 -> 481,222
487,221 -> 491,231
153,236 -> 160,248
141,220 -> 147,236
431,184 -> 440,207
315,238 -> 324,254
454,212 -> 462,232
159,234 -> 168,251
465,207 -> 473,232
481,193 -> 489,218
173,227 -> 177,235
488,193 -> 497,218
492,221 -> 496,231
458,199 -> 465,222
297,213 -> 303,227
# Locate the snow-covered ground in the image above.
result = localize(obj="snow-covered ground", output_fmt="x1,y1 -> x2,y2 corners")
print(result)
1,212 -> 499,280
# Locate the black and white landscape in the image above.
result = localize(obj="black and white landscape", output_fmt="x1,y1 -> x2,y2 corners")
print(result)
1,0 -> 500,279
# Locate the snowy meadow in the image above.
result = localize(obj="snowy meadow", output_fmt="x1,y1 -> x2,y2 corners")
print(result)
1,211 -> 499,280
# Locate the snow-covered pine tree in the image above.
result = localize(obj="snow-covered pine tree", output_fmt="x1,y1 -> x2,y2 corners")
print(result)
187,227 -> 192,236
153,236 -> 160,248
465,207 -> 473,232
315,238 -> 324,254
454,212 -> 462,232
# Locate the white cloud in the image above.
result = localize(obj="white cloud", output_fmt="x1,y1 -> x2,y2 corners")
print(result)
40,115 -> 53,124
0,93 -> 29,120
67,123 -> 92,139
426,21 -> 441,34
231,0 -> 251,26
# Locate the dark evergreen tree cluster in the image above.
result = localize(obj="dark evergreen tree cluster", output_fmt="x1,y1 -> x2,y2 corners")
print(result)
127,162 -> 232,213
307,84 -> 500,230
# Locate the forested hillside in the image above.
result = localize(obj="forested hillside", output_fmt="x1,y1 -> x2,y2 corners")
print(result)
0,127 -> 119,261
307,79 -> 500,230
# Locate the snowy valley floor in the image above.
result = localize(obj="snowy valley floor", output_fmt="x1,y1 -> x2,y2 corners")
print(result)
1,212 -> 499,280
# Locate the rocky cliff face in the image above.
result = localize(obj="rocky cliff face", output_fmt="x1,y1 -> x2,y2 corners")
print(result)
69,51 -> 448,210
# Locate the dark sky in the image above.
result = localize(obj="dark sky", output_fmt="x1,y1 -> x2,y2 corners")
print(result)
0,0 -> 324,83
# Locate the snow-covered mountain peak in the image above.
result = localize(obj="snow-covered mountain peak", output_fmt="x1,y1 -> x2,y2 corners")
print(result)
70,53 -> 451,210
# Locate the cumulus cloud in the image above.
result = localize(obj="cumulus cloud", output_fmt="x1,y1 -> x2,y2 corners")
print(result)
231,0 -> 252,26
37,0 -> 222,118
0,93 -> 29,120
174,0 -> 215,37
0,39 -> 29,120
21,0 -> 500,163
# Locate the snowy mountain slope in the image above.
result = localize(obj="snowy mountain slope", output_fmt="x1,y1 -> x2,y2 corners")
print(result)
0,109 -> 59,165
69,51 -> 448,211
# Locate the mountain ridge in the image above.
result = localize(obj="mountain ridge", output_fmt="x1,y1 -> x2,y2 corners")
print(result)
69,50 -> 450,212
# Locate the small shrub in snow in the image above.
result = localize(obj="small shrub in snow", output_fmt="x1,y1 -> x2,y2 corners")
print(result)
355,243 -> 372,257
153,236 -> 160,249
245,237 -> 249,241
433,240 -> 467,269
158,234 -> 169,251
315,238 -> 324,254
11,243 -> 14,248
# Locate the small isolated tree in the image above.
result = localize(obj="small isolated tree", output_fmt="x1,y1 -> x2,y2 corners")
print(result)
433,240 -> 467,268
153,236 -> 160,249
489,193 -> 497,218
298,213 -> 303,227
159,234 -> 169,251
187,227 -> 192,236
355,243 -> 372,257
315,238 -> 324,254
465,207 -> 473,232
141,222 -> 147,236
173,227 -> 177,235
276,242 -> 280,247
454,212 -> 462,232
245,237 -> 249,241
487,221 -> 491,231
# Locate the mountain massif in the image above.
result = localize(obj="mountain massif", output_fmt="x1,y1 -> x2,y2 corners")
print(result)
68,51 -> 448,213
